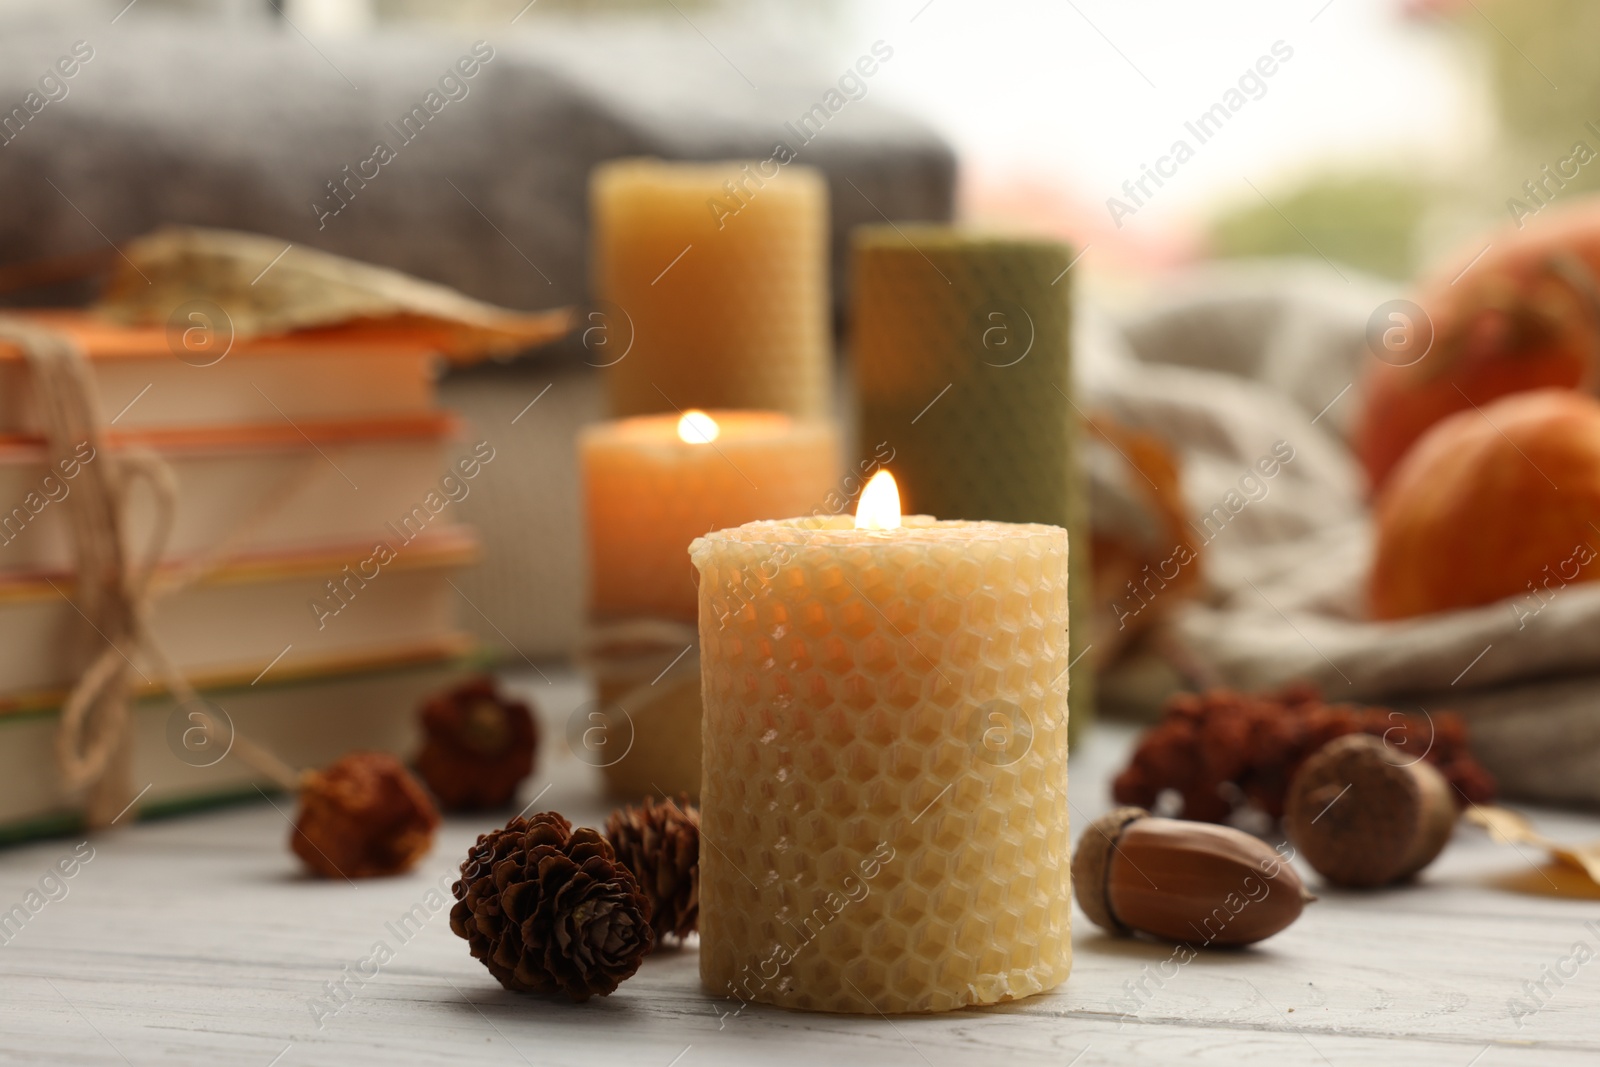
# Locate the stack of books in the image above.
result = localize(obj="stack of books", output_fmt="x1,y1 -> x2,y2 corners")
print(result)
0,311 -> 484,840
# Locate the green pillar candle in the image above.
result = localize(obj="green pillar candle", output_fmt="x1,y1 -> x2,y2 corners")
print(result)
851,225 -> 1092,742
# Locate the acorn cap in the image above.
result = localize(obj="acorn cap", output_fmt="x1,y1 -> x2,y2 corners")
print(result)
1071,806 -> 1150,935
1283,733 -> 1456,887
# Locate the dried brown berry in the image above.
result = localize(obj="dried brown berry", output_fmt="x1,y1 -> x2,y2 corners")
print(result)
450,812 -> 653,1001
1283,734 -> 1457,888
291,752 -> 440,879
415,676 -> 538,811
1073,807 -> 1311,947
1112,684 -> 1495,823
605,796 -> 699,943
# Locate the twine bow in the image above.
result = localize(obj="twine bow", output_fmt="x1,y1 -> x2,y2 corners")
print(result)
0,316 -> 299,828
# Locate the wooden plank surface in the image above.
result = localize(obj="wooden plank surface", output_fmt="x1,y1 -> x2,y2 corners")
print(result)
1,665 -> 1597,1066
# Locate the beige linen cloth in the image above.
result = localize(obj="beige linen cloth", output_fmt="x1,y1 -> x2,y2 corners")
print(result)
1083,260 -> 1600,807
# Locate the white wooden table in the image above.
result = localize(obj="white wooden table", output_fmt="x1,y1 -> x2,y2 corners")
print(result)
2,666 -> 1597,1066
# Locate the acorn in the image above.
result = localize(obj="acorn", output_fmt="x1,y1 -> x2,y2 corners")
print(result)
1072,807 -> 1312,946
1283,733 -> 1456,888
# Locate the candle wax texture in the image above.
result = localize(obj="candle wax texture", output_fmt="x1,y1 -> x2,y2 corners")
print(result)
591,158 -> 832,418
690,516 -> 1072,1013
581,412 -> 840,623
852,226 -> 1092,743
594,672 -> 702,800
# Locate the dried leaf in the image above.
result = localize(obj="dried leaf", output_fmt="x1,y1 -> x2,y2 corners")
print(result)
1466,804 -> 1600,886
96,226 -> 571,363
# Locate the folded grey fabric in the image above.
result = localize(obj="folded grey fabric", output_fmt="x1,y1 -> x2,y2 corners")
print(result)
1083,260 -> 1600,805
0,4 -> 954,318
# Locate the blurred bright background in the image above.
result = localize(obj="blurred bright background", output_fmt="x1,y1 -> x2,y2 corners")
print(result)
36,0 -> 1600,284
193,0 -> 1572,280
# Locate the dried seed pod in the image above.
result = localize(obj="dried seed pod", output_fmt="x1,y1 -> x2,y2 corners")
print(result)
1072,807 -> 1311,946
414,676 -> 539,811
291,752 -> 440,879
1283,733 -> 1456,887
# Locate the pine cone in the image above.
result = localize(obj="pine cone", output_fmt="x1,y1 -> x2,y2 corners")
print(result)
450,812 -> 653,1001
605,796 -> 699,943
415,677 -> 539,811
292,752 -> 440,879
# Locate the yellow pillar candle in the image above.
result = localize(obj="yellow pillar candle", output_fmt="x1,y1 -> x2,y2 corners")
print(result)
690,472 -> 1072,1014
580,410 -> 841,798
590,158 -> 832,419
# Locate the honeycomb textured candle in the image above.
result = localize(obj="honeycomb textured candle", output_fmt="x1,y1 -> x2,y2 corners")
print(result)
690,516 -> 1072,1014
852,227 -> 1092,743
591,159 -> 832,418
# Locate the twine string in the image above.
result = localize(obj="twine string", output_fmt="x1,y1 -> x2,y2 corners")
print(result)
1,316 -> 302,827
576,618 -> 701,731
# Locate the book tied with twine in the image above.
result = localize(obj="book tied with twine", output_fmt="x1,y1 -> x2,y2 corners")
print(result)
0,227 -> 569,834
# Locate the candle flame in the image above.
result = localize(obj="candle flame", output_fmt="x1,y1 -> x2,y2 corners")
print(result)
855,469 -> 902,530
677,409 -> 720,444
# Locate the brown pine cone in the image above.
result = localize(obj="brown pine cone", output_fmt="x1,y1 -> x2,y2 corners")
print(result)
291,752 -> 440,879
605,796 -> 699,943
450,812 -> 653,1001
415,677 -> 539,811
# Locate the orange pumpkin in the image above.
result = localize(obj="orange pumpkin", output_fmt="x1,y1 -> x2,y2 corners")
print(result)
1370,388 -> 1600,620
1356,200 -> 1600,493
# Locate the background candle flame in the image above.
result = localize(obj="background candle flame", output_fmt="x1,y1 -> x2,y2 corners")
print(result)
855,469 -> 902,530
676,409 -> 720,444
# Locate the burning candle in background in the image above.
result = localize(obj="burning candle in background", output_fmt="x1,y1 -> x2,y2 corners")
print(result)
581,410 -> 841,622
590,158 -> 833,419
851,225 -> 1092,744
690,470 -> 1073,1014
579,409 -> 841,798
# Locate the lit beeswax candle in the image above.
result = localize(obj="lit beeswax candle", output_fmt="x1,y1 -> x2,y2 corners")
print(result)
591,158 -> 832,419
580,410 -> 840,798
852,226 -> 1093,744
581,410 -> 840,623
690,471 -> 1072,1014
